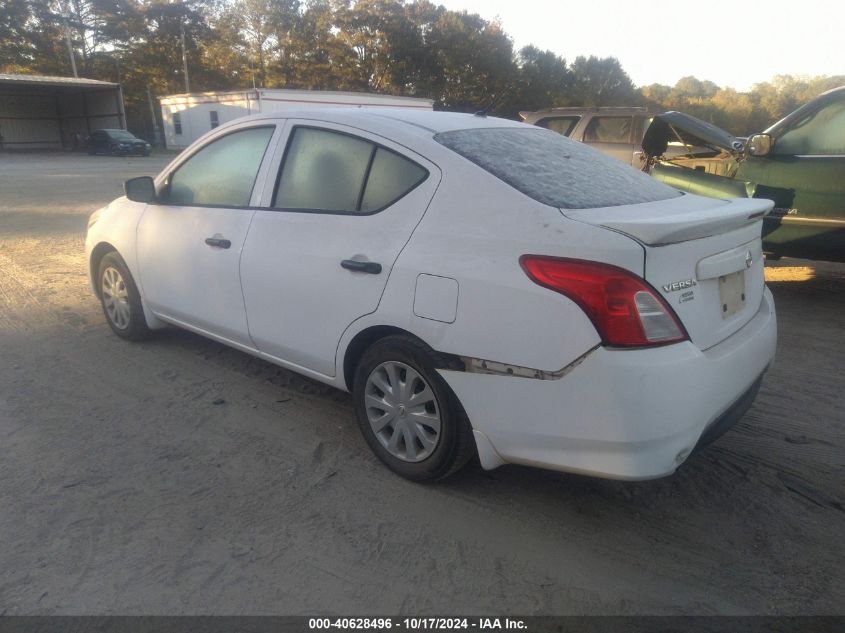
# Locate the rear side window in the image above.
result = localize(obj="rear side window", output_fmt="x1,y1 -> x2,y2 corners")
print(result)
537,116 -> 580,137
435,127 -> 682,209
360,148 -> 427,213
274,127 -> 428,214
165,126 -> 274,207
583,116 -> 633,143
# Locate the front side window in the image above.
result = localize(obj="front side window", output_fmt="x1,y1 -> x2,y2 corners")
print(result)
435,127 -> 681,209
774,100 -> 845,155
164,126 -> 274,207
537,116 -> 580,137
173,112 -> 183,135
583,116 -> 633,144
274,127 -> 427,214
210,110 -> 219,129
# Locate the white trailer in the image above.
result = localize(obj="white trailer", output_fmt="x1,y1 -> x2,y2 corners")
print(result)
159,88 -> 434,149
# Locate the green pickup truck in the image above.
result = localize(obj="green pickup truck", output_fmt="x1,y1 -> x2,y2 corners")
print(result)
524,89 -> 845,262
642,87 -> 845,263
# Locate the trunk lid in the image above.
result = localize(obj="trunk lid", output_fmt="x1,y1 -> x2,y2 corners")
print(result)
563,194 -> 773,350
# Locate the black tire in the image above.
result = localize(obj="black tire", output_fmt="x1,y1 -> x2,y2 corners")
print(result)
352,335 -> 475,481
97,251 -> 150,341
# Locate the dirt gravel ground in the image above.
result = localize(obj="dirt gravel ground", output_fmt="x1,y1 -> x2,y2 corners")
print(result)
0,152 -> 843,615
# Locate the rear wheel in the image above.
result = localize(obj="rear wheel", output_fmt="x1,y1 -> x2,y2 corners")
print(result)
353,335 -> 475,481
97,252 -> 149,341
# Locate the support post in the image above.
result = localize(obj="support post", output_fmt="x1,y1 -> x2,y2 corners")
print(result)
146,85 -> 162,147
180,23 -> 190,93
116,85 -> 127,130
82,91 -> 91,135
62,2 -> 78,77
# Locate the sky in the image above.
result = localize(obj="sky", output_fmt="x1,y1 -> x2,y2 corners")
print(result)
436,0 -> 843,91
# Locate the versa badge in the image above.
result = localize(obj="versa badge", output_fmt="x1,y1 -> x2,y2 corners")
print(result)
662,279 -> 698,293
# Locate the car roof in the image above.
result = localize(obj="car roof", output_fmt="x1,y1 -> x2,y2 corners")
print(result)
519,106 -> 658,120
765,85 -> 845,135
818,85 -> 845,98
240,108 -> 526,138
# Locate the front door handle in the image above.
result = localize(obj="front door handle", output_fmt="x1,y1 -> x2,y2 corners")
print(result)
205,237 -> 231,249
341,259 -> 382,274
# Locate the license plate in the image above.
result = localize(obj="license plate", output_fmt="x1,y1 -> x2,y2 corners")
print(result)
719,270 -> 746,319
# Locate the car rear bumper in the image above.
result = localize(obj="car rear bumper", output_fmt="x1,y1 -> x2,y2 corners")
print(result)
439,287 -> 777,480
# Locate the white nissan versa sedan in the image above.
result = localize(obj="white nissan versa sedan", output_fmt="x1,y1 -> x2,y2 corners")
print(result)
85,109 -> 777,482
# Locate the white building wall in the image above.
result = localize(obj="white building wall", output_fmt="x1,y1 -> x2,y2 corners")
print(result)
159,89 -> 433,149
160,91 -> 258,149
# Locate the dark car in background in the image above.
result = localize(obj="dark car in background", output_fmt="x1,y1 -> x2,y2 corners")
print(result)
88,129 -> 151,157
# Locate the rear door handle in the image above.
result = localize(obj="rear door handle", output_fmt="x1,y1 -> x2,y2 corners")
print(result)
205,237 -> 231,249
341,259 -> 382,274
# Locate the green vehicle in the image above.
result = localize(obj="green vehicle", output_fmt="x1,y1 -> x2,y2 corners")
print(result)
642,87 -> 845,262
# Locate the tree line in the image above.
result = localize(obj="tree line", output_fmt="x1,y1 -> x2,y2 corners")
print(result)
2,0 -> 843,140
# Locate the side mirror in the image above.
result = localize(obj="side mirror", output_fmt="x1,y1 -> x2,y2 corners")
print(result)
124,176 -> 156,203
747,134 -> 773,157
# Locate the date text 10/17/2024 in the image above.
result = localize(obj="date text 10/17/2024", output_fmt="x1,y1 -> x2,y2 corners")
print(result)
308,618 -> 528,630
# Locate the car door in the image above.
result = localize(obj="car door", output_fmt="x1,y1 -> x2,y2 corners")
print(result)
580,115 -> 636,164
737,98 -> 845,261
136,123 -> 278,346
241,121 -> 441,377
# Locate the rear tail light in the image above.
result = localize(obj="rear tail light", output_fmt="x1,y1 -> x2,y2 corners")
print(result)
520,256 -> 688,348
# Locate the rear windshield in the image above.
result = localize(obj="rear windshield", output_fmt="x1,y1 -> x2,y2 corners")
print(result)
434,127 -> 682,209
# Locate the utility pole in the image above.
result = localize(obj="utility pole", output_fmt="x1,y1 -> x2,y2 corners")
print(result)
146,85 -> 162,147
180,22 -> 190,93
62,2 -> 78,78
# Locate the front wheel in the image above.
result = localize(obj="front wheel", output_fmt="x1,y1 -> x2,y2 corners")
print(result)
353,335 -> 475,481
97,252 -> 149,340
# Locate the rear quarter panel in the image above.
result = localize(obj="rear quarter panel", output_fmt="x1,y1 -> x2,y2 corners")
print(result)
341,153 -> 646,374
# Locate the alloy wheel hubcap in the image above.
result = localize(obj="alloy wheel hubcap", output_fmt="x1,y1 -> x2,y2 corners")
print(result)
101,266 -> 131,330
364,361 -> 441,462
